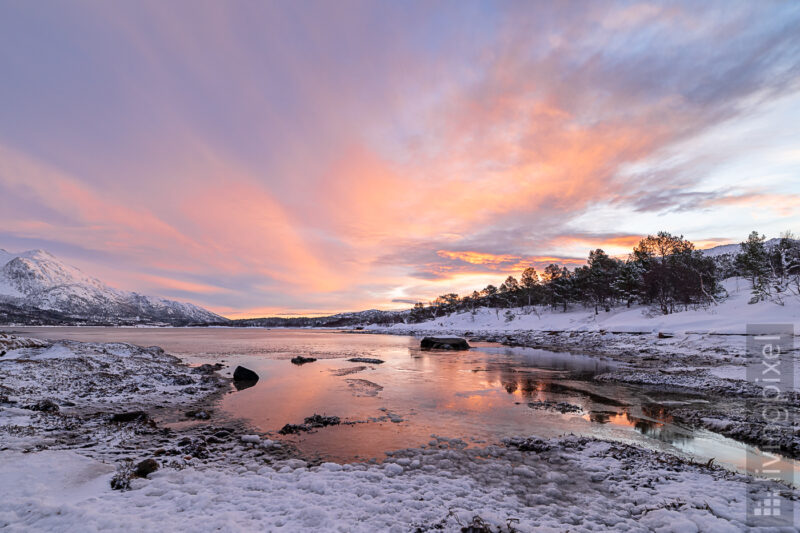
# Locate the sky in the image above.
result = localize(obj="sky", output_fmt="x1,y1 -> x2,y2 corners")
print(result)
0,1 -> 799,318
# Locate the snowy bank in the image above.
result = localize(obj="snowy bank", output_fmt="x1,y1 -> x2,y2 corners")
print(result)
373,278 -> 800,336
2,435 -> 796,532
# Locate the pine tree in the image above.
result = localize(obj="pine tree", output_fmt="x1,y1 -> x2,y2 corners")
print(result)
520,267 -> 539,307
736,231 -> 770,303
613,261 -> 643,308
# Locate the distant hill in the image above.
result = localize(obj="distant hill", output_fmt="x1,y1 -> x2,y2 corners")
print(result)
699,238 -> 783,258
0,249 -> 227,326
221,308 -> 410,328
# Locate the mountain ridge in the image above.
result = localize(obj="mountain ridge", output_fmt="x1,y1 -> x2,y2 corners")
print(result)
0,248 -> 226,326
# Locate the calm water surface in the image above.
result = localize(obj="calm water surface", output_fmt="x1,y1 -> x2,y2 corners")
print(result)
6,326 -> 798,485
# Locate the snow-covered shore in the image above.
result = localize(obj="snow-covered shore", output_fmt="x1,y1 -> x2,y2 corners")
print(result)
3,431 -> 796,531
2,331 -> 798,531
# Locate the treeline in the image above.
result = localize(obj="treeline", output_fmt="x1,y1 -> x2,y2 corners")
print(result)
204,230 -> 799,328
208,309 -> 405,328
408,231 -> 800,322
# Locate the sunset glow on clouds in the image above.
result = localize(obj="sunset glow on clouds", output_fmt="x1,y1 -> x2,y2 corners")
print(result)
1,1 -> 799,317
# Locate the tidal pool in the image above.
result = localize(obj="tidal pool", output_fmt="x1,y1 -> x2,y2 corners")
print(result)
7,326 -> 798,485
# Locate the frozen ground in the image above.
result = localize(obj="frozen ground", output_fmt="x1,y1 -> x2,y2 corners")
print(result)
2,433 -> 797,532
0,332 -> 235,461
1,332 -> 799,531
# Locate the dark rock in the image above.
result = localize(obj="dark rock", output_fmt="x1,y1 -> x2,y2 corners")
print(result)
278,424 -> 305,435
505,436 -> 552,453
420,337 -> 470,350
527,401 -> 582,414
110,411 -> 150,423
304,414 -> 340,427
657,332 -> 674,339
185,410 -> 211,420
153,448 -> 167,456
347,357 -> 384,364
233,366 -> 258,386
279,414 -> 341,434
213,430 -> 231,439
26,399 -> 60,412
193,364 -> 218,374
134,458 -> 159,478
290,356 -> 317,365
172,375 -> 195,385
175,436 -> 209,458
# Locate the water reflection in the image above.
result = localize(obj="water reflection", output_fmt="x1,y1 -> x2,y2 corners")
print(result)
233,380 -> 258,391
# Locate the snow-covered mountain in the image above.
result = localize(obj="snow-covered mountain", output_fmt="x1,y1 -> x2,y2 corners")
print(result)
699,238 -> 783,257
0,248 -> 226,325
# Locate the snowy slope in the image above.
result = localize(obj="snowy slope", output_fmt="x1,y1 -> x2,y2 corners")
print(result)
0,248 -> 226,325
377,278 -> 800,335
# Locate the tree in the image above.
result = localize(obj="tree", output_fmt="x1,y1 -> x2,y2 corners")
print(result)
520,266 -> 540,306
498,275 -> 520,308
410,302 -> 430,322
542,264 -> 572,311
767,231 -> 800,301
499,275 -> 519,292
586,249 -> 621,313
613,261 -> 643,308
736,231 -> 770,303
631,232 -> 714,314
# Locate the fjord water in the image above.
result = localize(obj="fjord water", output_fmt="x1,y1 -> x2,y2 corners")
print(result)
7,327 -> 798,484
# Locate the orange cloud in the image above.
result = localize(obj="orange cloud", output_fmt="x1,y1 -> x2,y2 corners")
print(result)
436,250 -> 520,266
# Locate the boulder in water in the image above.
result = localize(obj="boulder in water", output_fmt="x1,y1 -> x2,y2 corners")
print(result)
233,365 -> 259,383
420,337 -> 470,351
